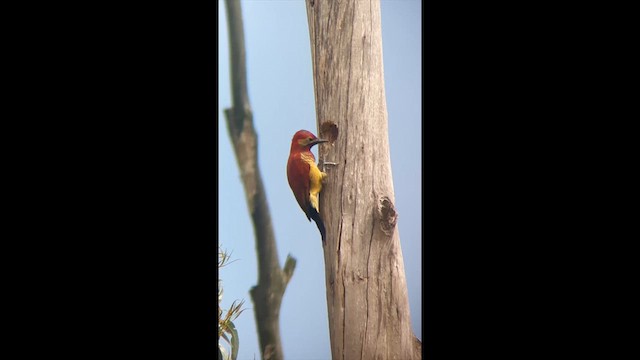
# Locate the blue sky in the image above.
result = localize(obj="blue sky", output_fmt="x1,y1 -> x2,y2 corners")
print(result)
218,1 -> 421,359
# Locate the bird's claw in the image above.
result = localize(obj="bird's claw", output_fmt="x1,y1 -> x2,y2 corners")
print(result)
322,161 -> 337,172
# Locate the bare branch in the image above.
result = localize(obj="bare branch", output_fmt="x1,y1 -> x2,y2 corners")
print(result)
223,1 -> 296,359
224,0 -> 251,136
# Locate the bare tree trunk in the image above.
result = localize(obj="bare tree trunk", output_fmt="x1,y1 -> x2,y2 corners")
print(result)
223,1 -> 296,359
305,0 -> 421,358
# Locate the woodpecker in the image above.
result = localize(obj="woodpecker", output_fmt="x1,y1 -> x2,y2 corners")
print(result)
286,129 -> 328,243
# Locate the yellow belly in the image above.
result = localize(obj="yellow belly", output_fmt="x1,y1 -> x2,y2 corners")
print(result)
302,153 -> 327,212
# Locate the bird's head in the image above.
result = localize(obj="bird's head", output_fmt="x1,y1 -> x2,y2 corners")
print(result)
290,129 -> 328,152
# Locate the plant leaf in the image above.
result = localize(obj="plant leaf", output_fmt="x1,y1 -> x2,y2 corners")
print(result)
219,344 -> 229,360
221,331 -> 231,345
228,320 -> 239,360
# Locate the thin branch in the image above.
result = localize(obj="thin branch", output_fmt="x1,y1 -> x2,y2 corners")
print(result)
223,1 -> 296,359
224,0 -> 251,136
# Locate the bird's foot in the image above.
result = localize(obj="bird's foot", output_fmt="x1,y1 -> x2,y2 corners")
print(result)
322,161 -> 337,173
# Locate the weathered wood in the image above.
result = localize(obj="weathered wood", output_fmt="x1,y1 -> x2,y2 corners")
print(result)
306,0 -> 421,358
223,1 -> 296,359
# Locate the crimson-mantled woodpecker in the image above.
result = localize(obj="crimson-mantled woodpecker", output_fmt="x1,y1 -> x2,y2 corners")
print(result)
286,129 -> 328,243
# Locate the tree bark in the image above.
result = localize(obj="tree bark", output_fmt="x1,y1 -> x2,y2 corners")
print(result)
305,0 -> 421,359
223,1 -> 296,359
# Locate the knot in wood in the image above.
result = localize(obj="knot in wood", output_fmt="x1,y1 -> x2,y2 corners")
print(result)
377,196 -> 398,236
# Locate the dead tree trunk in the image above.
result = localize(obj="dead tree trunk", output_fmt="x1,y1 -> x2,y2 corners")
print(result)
223,1 -> 296,359
305,0 -> 421,358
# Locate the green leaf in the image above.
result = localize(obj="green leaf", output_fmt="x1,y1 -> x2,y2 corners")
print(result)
219,344 -> 229,360
221,331 -> 231,346
228,320 -> 239,360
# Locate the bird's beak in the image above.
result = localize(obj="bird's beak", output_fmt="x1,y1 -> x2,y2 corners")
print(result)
309,138 -> 329,147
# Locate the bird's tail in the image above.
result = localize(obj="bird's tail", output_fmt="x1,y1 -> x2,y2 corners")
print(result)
309,208 -> 326,244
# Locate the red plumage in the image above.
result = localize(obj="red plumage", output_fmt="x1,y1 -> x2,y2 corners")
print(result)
287,130 -> 328,242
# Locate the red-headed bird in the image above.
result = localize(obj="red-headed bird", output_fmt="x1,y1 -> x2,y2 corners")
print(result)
287,130 -> 328,243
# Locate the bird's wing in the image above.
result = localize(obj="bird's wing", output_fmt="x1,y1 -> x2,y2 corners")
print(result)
287,155 -> 312,221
